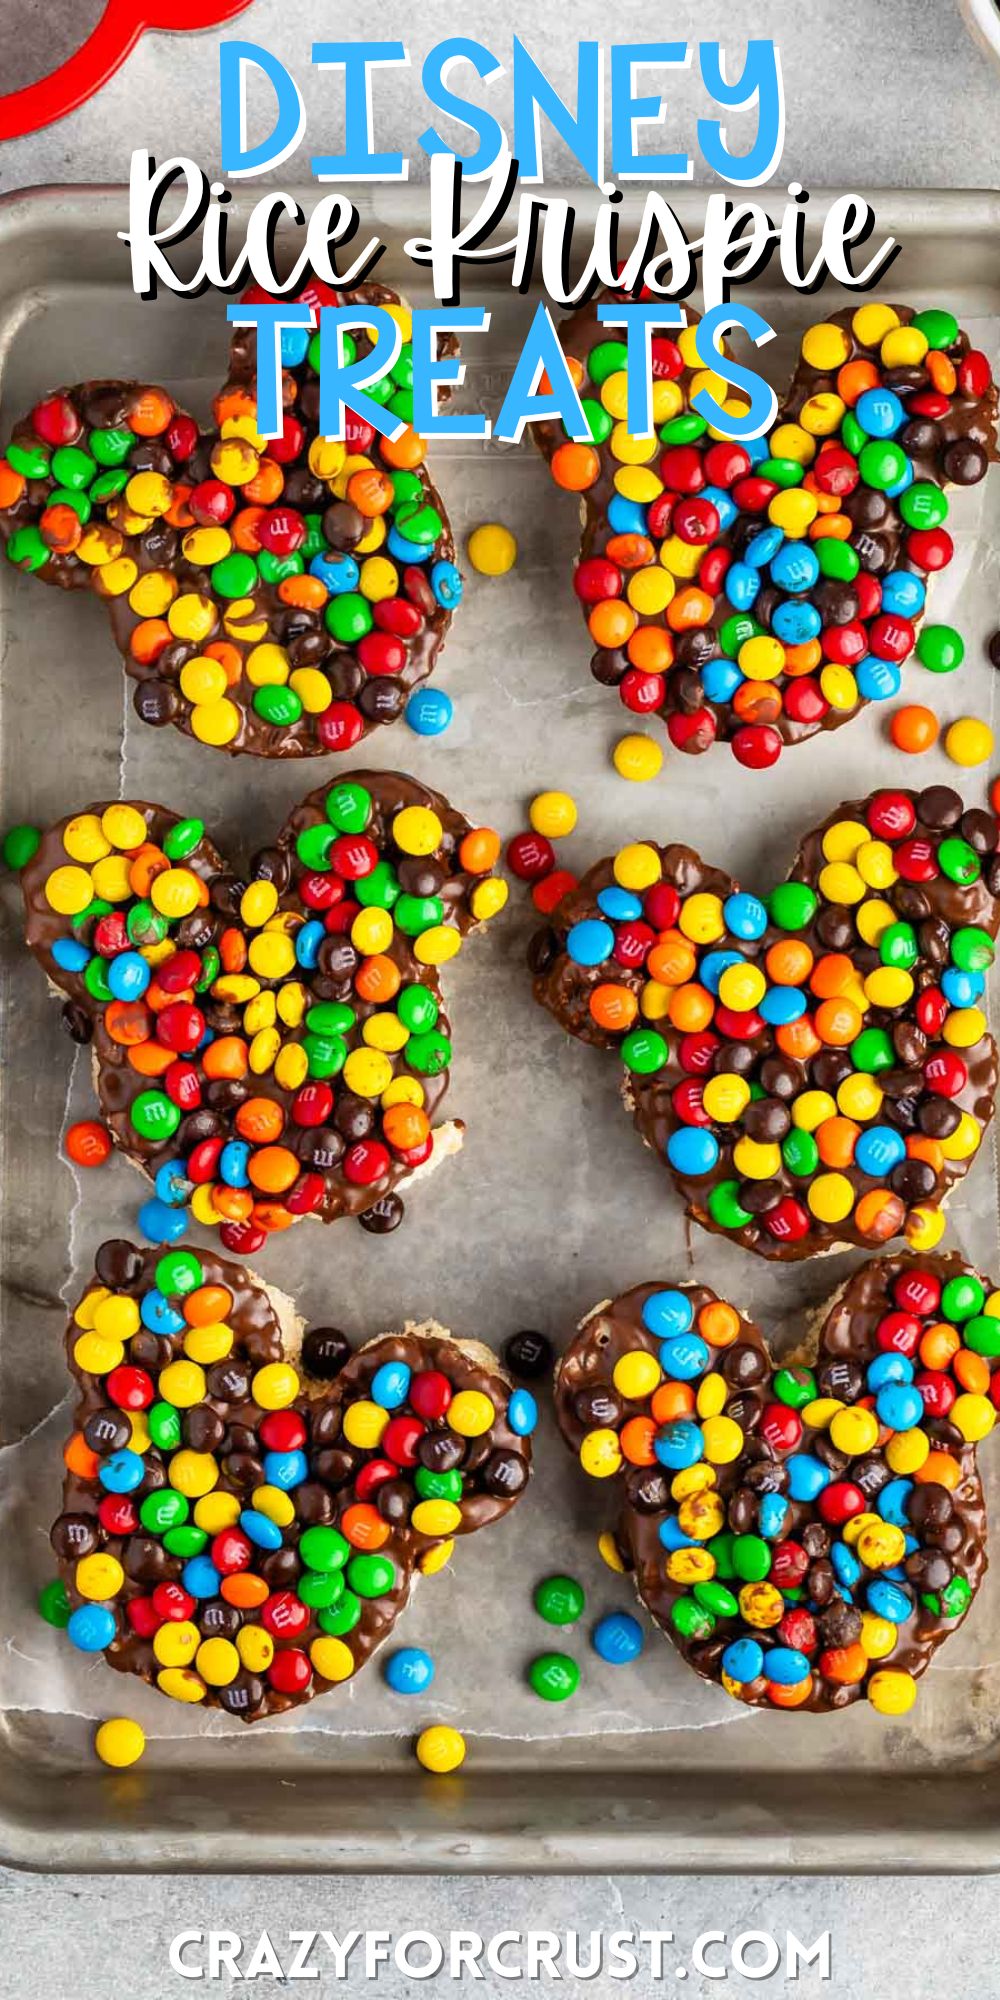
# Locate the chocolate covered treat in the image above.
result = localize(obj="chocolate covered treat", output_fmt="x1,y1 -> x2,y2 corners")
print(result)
19,773 -> 507,1251
0,278 -> 461,756
535,299 -> 996,769
50,1240 -> 533,1720
531,786 -> 1000,1259
555,1254 -> 998,1715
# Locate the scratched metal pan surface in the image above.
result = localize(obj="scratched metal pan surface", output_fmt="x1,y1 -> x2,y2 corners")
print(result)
1,184 -> 1000,1871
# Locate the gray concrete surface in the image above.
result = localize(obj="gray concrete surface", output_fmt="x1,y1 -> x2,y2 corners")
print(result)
1,0 -> 999,1992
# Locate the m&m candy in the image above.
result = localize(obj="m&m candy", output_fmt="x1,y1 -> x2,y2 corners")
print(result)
50,1240 -> 532,1718
0,281 -> 459,757
95,1717 -> 146,1768
555,1263 -> 1000,1716
536,297 -> 996,766
18,777 -> 505,1244
531,786 -> 1000,1260
467,522 -> 517,575
415,1724 -> 466,1772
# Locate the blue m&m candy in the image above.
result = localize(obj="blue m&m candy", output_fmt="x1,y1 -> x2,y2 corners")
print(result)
592,1611 -> 644,1664
406,688 -> 454,736
384,1646 -> 435,1694
641,1290 -> 694,1340
566,919 -> 614,967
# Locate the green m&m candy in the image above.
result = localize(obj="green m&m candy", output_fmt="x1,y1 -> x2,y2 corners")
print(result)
347,1552 -> 396,1598
708,1181 -> 752,1231
318,1592 -> 362,1636
296,822 -> 337,870
163,817 -> 205,860
587,339 -> 629,386
916,624 -> 964,673
580,398 -> 614,444
912,308 -> 959,351
815,538 -> 859,581
941,1273 -> 985,1322
693,1580 -> 739,1619
7,440 -> 50,480
922,1574 -> 972,1620
659,411 -> 707,444
414,1468 -> 463,1502
731,1534 -> 771,1582
951,926 -> 995,973
297,1570 -> 345,1610
148,1401 -> 183,1451
6,524 -> 49,570
621,1027 -> 669,1075
850,1027 -> 895,1073
37,1578 -> 71,1628
155,1248 -> 203,1296
773,1365 -> 816,1409
938,837 -> 980,885
394,893 -> 443,935
528,1651 -> 580,1701
963,1316 -> 1000,1359
306,1001 -> 355,1036
210,550 -> 258,598
326,781 -> 372,832
534,1574 -> 585,1625
768,880 -> 817,931
140,1489 -> 188,1534
857,439 -> 907,490
782,1129 -> 818,1179
397,984 -> 438,1032
2,823 -> 40,870
299,1525 -> 350,1573
302,1033 -> 348,1079
324,593 -> 373,645
253,684 -> 303,728
130,1090 -> 181,1142
405,1030 -> 452,1075
164,1525 -> 208,1559
671,1596 -> 715,1640
355,860 -> 400,910
89,425 -> 134,465
879,921 -> 918,969
899,481 -> 948,531
50,445 -> 95,490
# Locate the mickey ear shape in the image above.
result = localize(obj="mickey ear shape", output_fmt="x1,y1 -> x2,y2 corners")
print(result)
51,1239 -> 533,1721
534,293 -> 997,769
17,773 -> 506,1245
528,787 -> 1000,1262
0,282 -> 459,756
555,1256 -> 997,1718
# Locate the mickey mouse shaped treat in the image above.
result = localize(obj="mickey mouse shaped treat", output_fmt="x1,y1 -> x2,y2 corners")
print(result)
0,279 -> 460,756
535,299 -> 997,769
555,1255 -> 998,1716
19,772 -> 506,1250
530,786 -> 1000,1260
49,1238 -> 533,1719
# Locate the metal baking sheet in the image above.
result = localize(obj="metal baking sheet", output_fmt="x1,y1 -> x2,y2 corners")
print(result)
1,184 -> 1000,1872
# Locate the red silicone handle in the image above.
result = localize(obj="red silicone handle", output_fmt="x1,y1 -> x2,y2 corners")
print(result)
0,0 -> 255,142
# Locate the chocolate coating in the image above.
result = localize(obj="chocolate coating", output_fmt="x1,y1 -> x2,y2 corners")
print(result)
21,771 -> 501,1232
535,300 -> 997,758
0,284 -> 459,758
55,1242 -> 530,1720
532,788 -> 1000,1260
554,1255 -> 992,1714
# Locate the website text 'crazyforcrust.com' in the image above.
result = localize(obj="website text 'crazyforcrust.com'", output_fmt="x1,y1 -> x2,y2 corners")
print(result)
168,1928 -> 833,1982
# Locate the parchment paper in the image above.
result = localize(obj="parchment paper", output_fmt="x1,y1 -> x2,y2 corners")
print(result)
0,265 -> 998,1765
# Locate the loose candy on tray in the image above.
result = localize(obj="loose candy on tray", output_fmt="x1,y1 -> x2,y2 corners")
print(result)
50,1238 -> 532,1722
554,1255 -> 1000,1716
0,279 -> 462,757
534,300 -> 997,768
529,785 -> 1000,1260
18,773 -> 506,1251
